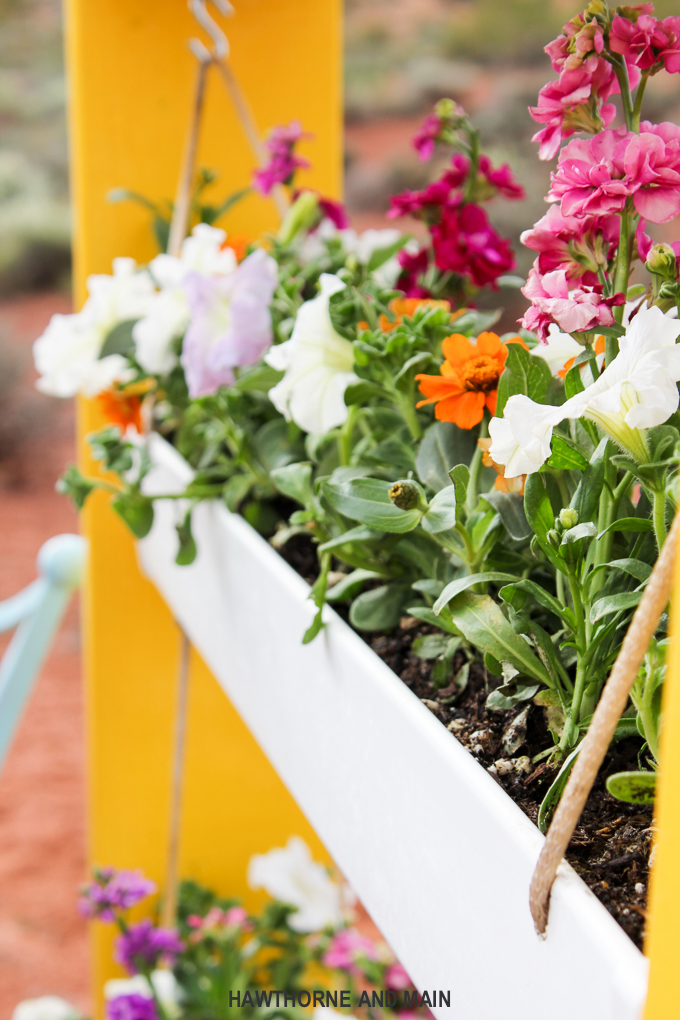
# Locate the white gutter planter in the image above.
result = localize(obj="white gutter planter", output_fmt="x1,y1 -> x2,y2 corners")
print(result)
138,433 -> 648,1020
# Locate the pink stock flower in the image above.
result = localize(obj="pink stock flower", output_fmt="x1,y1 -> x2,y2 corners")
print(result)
478,155 -> 525,200
520,205 -> 618,283
318,196 -> 349,229
252,121 -> 312,195
549,123 -> 680,223
610,13 -> 680,72
385,963 -> 411,990
520,265 -> 624,339
180,248 -> 278,398
387,174 -> 461,220
396,247 -> 432,297
530,64 -> 617,161
431,202 -> 515,288
322,929 -> 379,974
413,114 -> 442,161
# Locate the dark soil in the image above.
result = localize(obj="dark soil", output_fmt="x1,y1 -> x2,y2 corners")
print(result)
276,532 -> 653,951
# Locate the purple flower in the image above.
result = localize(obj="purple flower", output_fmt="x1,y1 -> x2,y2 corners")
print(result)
431,202 -> 515,288
107,996 -> 158,1020
79,868 -> 156,922
180,248 -> 278,398
115,920 -> 183,975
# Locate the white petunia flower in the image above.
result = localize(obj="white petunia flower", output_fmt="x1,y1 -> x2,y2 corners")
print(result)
11,997 -> 79,1020
266,274 -> 357,434
104,971 -> 180,1017
489,305 -> 680,476
532,324 -> 584,377
247,836 -> 344,933
34,257 -> 154,397
133,224 -> 237,375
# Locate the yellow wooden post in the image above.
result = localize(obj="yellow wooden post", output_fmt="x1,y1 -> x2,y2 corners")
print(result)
643,547 -> 680,1017
63,0 -> 342,1008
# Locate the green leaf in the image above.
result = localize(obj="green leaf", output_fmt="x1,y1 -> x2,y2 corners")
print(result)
448,463 -> 471,508
254,419 -> 301,473
56,465 -> 97,510
486,679 -> 540,711
327,569 -> 385,602
270,462 -> 314,507
606,771 -> 656,805
482,491 -> 531,540
233,363 -> 283,393
405,605 -> 462,636
564,360 -> 586,399
590,590 -> 644,623
523,474 -> 555,544
88,425 -> 134,474
570,438 -> 606,523
343,380 -> 385,405
496,344 -> 552,417
498,579 -> 572,626
415,422 -> 476,493
318,525 -> 383,552
546,434 -> 590,471
175,509 -> 197,565
434,572 -> 518,615
99,319 -> 137,359
111,491 -> 154,538
302,553 -> 331,645
366,235 -> 408,272
222,473 -> 254,512
562,521 -> 597,544
422,485 -> 457,533
597,517 -> 654,540
445,591 -> 552,685
412,633 -> 453,659
323,477 -> 422,533
538,745 -> 581,832
349,584 -> 408,631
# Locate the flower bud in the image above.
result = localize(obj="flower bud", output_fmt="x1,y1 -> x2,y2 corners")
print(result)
547,528 -> 561,549
559,507 -> 579,529
389,480 -> 426,512
659,280 -> 680,301
277,190 -> 320,245
646,243 -> 677,280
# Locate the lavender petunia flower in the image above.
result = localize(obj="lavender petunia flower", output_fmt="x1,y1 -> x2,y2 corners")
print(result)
106,997 -> 158,1020
79,868 -> 156,922
115,920 -> 184,975
180,248 -> 277,398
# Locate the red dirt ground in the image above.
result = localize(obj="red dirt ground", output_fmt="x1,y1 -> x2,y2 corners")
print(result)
0,292 -> 92,1017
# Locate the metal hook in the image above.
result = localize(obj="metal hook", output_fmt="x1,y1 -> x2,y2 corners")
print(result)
188,0 -> 234,61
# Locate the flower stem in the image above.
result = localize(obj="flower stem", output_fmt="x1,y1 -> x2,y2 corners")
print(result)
466,417 -> 487,517
632,72 -> 650,133
338,404 -> 360,466
395,391 -> 422,441
610,210 -> 633,360
653,488 -> 668,551
613,55 -> 635,132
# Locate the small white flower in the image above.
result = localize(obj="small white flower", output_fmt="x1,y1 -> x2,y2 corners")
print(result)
33,257 -> 154,397
104,971 -> 181,1017
11,997 -> 79,1020
134,224 -> 237,375
489,305 -> 680,476
266,274 -> 357,434
532,324 -> 583,377
247,836 -> 343,933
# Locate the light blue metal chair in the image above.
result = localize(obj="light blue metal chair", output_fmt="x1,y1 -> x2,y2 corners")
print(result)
0,534 -> 86,773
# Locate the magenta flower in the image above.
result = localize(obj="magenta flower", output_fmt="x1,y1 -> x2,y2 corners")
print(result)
624,120 -> 680,223
107,996 -> 158,1020
413,114 -> 443,161
318,196 -> 349,229
431,202 -> 515,288
520,265 -> 624,340
478,156 -> 525,200
396,247 -> 431,298
520,205 -> 619,283
385,962 -> 411,990
252,120 -> 312,195
180,248 -> 277,398
79,868 -> 156,922
388,176 -> 459,221
530,63 -> 618,161
115,920 -> 183,975
322,929 -> 379,974
610,12 -> 680,72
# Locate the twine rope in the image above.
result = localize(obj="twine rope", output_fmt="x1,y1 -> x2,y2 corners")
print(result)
160,628 -> 191,930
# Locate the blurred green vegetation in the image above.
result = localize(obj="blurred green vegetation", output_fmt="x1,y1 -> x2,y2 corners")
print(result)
0,0 -> 70,294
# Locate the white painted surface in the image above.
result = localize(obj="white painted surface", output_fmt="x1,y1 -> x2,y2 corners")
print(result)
138,433 -> 648,1020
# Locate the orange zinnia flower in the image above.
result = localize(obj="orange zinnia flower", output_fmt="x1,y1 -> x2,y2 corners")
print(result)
558,334 -> 606,379
378,297 -> 454,332
223,235 -> 251,263
96,380 -> 155,433
415,331 -> 525,430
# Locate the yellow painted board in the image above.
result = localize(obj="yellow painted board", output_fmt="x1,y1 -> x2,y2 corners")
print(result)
64,0 -> 342,1008
643,547 -> 680,1017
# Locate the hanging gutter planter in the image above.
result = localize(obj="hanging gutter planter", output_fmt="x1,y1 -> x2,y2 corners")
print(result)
138,433 -> 648,1020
